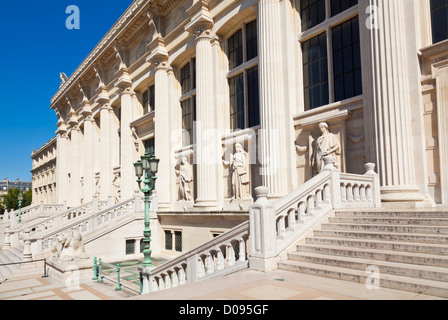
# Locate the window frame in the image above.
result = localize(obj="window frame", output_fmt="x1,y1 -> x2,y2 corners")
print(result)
142,84 -> 155,114
299,0 -> 361,111
179,58 -> 197,147
227,19 -> 260,131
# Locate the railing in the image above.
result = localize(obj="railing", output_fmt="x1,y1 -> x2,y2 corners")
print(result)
140,220 -> 249,294
27,195 -> 144,259
93,257 -> 141,294
250,158 -> 381,271
0,259 -> 49,280
139,158 -> 380,295
3,199 -> 109,250
3,203 -> 65,228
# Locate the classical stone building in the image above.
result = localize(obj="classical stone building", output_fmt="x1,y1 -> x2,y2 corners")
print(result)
31,137 -> 57,205
36,0 -> 448,255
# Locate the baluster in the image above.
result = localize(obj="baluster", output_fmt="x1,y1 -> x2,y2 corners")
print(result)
297,202 -> 305,223
277,216 -> 286,238
238,239 -> 246,263
197,256 -> 206,278
315,190 -> 323,209
353,185 -> 360,202
227,245 -> 235,266
360,185 -> 367,202
287,209 -> 296,230
341,183 -> 347,202
158,275 -> 165,291
366,185 -> 373,202
206,253 -> 215,274
179,266 -> 187,286
164,273 -> 172,289
216,249 -> 225,270
171,270 -> 179,288
306,196 -> 315,216
346,184 -> 354,202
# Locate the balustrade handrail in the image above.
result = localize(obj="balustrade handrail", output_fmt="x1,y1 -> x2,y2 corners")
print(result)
147,220 -> 250,277
30,196 -> 141,241
11,199 -> 106,236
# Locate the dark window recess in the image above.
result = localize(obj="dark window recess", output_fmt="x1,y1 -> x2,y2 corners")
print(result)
431,0 -> 448,44
228,29 -> 243,69
175,231 -> 182,252
165,230 -> 173,251
331,0 -> 358,16
301,0 -> 326,31
126,240 -> 135,255
332,16 -> 362,102
302,32 -> 329,110
229,73 -> 245,130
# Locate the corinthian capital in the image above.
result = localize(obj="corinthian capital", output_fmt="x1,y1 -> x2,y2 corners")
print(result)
185,12 -> 214,42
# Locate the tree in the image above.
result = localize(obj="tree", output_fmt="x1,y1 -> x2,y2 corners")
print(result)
3,188 -> 32,212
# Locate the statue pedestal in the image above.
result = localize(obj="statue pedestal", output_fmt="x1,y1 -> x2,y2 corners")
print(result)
46,256 -> 93,284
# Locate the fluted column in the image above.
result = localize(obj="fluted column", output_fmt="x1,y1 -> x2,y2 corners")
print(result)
116,78 -> 135,201
81,108 -> 95,203
149,48 -> 172,210
359,0 -> 424,204
99,104 -> 113,201
186,14 -> 219,209
258,0 -> 290,199
55,129 -> 69,204
69,122 -> 80,207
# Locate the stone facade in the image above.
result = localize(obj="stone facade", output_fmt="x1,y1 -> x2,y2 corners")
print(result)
31,137 -> 57,205
34,0 -> 448,254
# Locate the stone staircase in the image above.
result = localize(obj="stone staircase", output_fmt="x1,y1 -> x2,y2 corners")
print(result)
0,245 -> 24,283
278,210 -> 448,298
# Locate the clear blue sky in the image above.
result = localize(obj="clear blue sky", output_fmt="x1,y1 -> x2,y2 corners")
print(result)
0,1 -> 132,181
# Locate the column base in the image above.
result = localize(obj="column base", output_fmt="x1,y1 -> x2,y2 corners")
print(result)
380,186 -> 435,208
193,199 -> 219,211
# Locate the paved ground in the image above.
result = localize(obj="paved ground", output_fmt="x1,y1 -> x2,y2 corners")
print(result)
0,266 -> 445,301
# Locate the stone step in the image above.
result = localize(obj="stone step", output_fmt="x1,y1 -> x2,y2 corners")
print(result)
320,223 -> 448,235
314,229 -> 448,244
278,259 -> 448,298
285,251 -> 448,282
305,237 -> 448,255
294,244 -> 448,267
334,211 -> 448,218
328,217 -> 448,226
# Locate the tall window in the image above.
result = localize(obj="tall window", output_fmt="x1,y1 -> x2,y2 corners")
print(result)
142,85 -> 155,114
431,0 -> 448,43
301,1 -> 361,110
228,20 -> 259,130
180,59 -> 196,146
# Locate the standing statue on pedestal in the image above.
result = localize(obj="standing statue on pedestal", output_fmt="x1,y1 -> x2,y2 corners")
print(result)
176,157 -> 193,202
223,143 -> 250,199
112,172 -> 121,204
312,122 -> 341,175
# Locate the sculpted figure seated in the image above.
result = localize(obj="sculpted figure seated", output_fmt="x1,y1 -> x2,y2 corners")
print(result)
51,230 -> 89,262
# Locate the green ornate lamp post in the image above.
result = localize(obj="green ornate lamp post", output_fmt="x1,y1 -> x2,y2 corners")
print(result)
18,192 -> 23,224
134,152 -> 159,268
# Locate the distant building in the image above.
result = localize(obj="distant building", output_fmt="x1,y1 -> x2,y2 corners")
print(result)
0,178 -> 32,203
30,137 -> 57,205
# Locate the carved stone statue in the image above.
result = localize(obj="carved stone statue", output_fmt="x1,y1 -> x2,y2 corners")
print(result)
176,157 -> 193,201
312,122 -> 341,174
112,172 -> 121,204
95,175 -> 100,199
51,230 -> 89,262
224,143 -> 250,199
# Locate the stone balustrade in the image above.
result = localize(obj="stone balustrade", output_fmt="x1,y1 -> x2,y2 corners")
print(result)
29,194 -> 145,259
250,158 -> 381,272
140,220 -> 249,294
